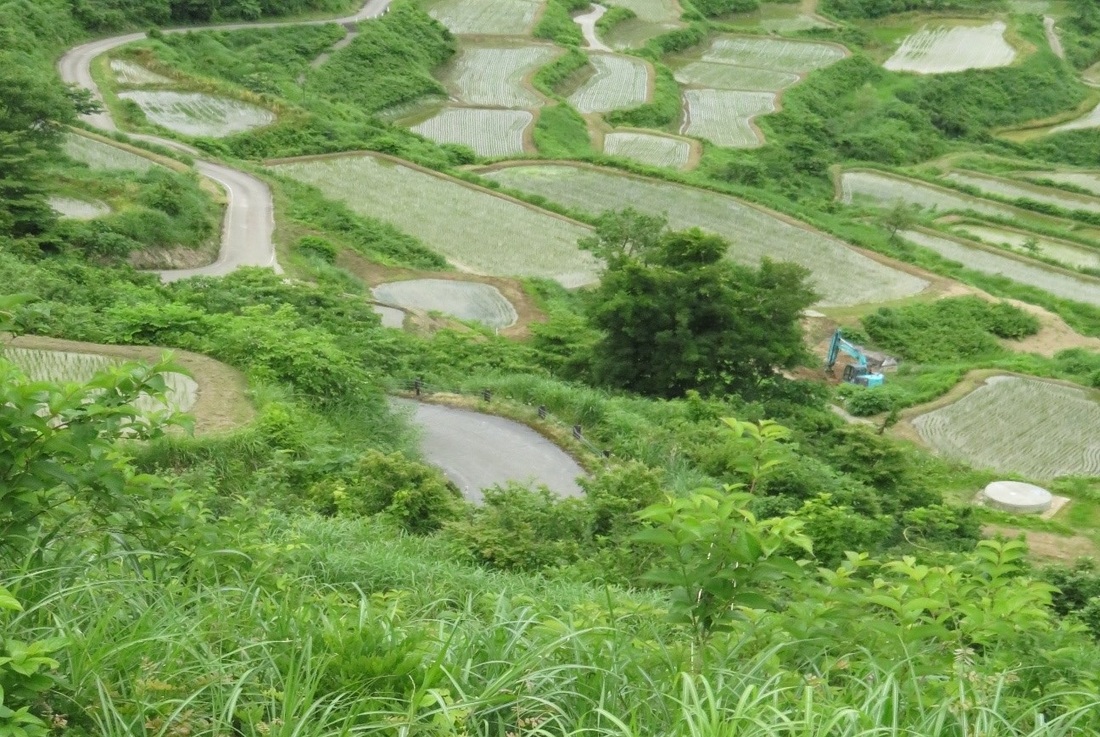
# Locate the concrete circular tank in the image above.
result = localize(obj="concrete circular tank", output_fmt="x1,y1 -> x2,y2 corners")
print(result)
981,481 -> 1053,514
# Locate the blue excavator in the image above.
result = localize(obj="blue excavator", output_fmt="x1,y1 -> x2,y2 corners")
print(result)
825,329 -> 890,388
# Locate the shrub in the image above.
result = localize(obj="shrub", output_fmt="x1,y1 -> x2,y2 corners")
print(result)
294,235 -> 337,263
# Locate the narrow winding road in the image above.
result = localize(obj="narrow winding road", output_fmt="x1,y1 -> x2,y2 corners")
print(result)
57,0 -> 395,280
574,4 -> 612,53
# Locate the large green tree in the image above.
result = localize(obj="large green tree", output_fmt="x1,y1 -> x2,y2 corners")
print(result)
586,216 -> 817,398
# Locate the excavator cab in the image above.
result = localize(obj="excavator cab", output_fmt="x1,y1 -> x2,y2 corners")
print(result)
827,329 -> 889,388
842,364 -> 885,388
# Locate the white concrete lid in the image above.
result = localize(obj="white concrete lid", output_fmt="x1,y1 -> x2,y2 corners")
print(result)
983,481 -> 1053,508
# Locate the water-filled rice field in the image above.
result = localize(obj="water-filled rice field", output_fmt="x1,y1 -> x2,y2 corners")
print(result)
913,375 -> 1100,479
64,133 -> 158,172
673,62 -> 797,92
840,171 -> 1016,218
681,89 -> 774,148
725,2 -> 831,32
412,107 -> 532,157
49,196 -> 110,220
952,223 -> 1100,271
118,91 -> 275,138
425,0 -> 542,35
604,0 -> 680,23
270,155 -> 597,286
373,279 -> 518,328
603,131 -> 692,169
111,59 -> 172,85
3,347 -> 198,414
884,22 -> 1016,74
946,171 -> 1100,215
567,54 -> 650,113
443,44 -> 558,107
899,229 -> 1100,306
480,163 -> 929,306
1023,170 -> 1100,195
699,36 -> 846,73
1051,102 -> 1100,134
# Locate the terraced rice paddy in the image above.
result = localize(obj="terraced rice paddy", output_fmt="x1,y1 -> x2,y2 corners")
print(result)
946,171 -> 1100,215
481,163 -> 929,306
49,196 -> 110,220
270,155 -> 597,286
373,279 -> 518,328
1023,170 -> 1100,195
567,54 -> 650,113
110,59 -> 172,85
443,44 -> 558,107
727,3 -> 831,32
700,37 -> 845,73
603,131 -> 692,169
1051,102 -> 1100,134
913,375 -> 1100,479
953,223 -> 1100,271
3,347 -> 198,414
899,229 -> 1100,306
840,171 -> 1016,217
884,22 -> 1016,74
64,133 -> 157,171
412,108 -> 532,157
425,0 -> 542,35
119,91 -> 275,138
681,89 -> 775,148
605,0 -> 680,23
673,62 -> 797,92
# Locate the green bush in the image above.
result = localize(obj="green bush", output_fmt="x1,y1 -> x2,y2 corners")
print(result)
294,235 -> 338,263
534,0 -> 584,45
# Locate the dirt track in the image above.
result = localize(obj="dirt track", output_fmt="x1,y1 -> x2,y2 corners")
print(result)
56,0 -> 395,281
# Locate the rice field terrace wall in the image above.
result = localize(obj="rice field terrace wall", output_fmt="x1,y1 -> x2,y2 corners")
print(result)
442,44 -> 559,107
567,53 -> 651,113
269,154 -> 598,286
951,222 -> 1100,271
602,130 -> 693,169
1023,170 -> 1100,195
480,162 -> 929,306
912,374 -> 1100,479
63,132 -> 159,172
839,170 -> 1017,218
899,228 -> 1100,307
671,36 -> 846,148
118,90 -> 275,138
425,0 -> 544,36
946,171 -> 1100,216
373,279 -> 518,328
411,107 -> 534,157
883,21 -> 1017,74
3,347 -> 198,415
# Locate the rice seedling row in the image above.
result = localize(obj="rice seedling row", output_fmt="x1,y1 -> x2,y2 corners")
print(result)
48,196 -> 110,220
953,223 -> 1100,271
64,133 -> 158,172
1022,170 -> 1100,196
603,131 -> 692,169
839,171 -> 1017,218
899,229 -> 1100,306
110,59 -> 172,86
270,155 -> 598,286
425,0 -> 542,36
680,89 -> 774,148
412,107 -> 532,157
481,163 -> 930,306
118,90 -> 275,138
946,171 -> 1100,215
373,279 -> 518,328
700,36 -> 845,74
3,347 -> 198,414
672,61 -> 797,92
1051,102 -> 1100,134
883,22 -> 1016,74
604,0 -> 681,23
443,44 -> 558,108
567,54 -> 650,113
913,375 -> 1100,479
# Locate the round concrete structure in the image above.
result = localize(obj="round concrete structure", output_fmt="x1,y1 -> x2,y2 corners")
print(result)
982,481 -> 1053,514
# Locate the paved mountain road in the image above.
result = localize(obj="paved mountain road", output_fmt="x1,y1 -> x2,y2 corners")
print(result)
57,0 -> 395,280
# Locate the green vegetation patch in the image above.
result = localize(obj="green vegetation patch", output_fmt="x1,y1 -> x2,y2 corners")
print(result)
481,163 -> 930,305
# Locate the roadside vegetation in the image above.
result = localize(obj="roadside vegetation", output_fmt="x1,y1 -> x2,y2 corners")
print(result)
2,0 -> 1100,735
